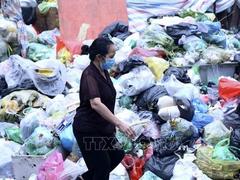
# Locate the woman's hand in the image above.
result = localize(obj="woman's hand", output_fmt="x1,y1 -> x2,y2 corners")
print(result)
117,121 -> 136,139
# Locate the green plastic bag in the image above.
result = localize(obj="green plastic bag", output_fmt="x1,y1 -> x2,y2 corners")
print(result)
119,96 -> 133,109
195,146 -> 240,179
212,139 -> 239,161
5,127 -> 24,144
116,131 -> 132,153
38,1 -> 57,14
26,43 -> 54,62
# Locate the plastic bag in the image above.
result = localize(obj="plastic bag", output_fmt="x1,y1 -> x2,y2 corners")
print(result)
110,163 -> 130,180
119,96 -> 133,109
22,126 -> 59,155
20,108 -> 47,140
73,55 -> 90,71
203,30 -> 227,48
204,120 -> 231,146
5,127 -> 24,144
38,1 -> 58,14
202,46 -> 231,64
192,98 -> 208,113
30,59 -> 67,96
59,124 -> 76,152
98,21 -> 131,40
219,77 -> 240,101
116,131 -> 133,152
158,106 -> 180,121
38,28 -> 60,46
145,57 -> 169,80
195,145 -> 240,179
130,158 -> 145,180
37,151 -> 64,180
166,23 -> 200,41
129,47 -> 166,59
0,122 -> 17,137
171,154 -> 211,180
140,171 -> 162,180
0,18 -> 18,43
163,67 -> 191,84
212,138 -> 239,161
117,65 -> 155,96
178,35 -> 207,52
118,55 -> 146,74
142,120 -> 161,140
175,98 -> 195,121
136,85 -> 168,112
26,43 -> 55,62
157,96 -> 175,110
25,25 -> 38,43
229,129 -> 240,159
0,139 -> 21,178
192,112 -> 214,130
145,154 -> 179,180
140,24 -> 174,49
0,38 -> 9,62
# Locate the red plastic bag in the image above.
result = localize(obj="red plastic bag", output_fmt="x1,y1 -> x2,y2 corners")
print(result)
129,47 -> 166,58
122,154 -> 145,180
219,77 -> 240,101
37,151 -> 64,180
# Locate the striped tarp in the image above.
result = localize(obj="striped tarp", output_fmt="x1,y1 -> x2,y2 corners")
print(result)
127,0 -> 235,33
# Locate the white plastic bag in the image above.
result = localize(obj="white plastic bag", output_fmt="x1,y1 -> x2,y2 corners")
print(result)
110,163 -> 130,180
59,159 -> 87,180
117,65 -> 155,96
158,106 -> 180,121
171,154 -> 211,180
73,55 -> 90,70
157,96 -> 176,110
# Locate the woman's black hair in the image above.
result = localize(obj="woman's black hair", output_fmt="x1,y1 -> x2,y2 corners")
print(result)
87,37 -> 114,61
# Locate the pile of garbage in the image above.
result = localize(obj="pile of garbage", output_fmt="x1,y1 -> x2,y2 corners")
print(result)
1,6 -> 240,180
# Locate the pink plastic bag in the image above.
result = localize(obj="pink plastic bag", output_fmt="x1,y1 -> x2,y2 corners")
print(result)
37,151 -> 64,180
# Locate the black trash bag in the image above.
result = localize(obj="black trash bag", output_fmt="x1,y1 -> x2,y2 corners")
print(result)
98,21 -> 131,40
163,67 -> 191,83
144,154 -> 179,180
153,132 -> 183,158
136,85 -> 168,112
118,55 -> 146,74
138,111 -> 165,126
229,129 -> 240,159
223,110 -> 240,130
166,23 -> 200,41
175,97 -> 195,121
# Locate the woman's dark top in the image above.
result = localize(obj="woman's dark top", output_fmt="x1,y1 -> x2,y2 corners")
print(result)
73,62 -> 116,135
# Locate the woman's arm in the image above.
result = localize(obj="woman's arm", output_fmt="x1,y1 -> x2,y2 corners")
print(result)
90,97 -> 136,138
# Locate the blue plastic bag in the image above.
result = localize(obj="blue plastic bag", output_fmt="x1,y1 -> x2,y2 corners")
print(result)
59,125 -> 76,152
192,98 -> 208,113
192,112 -> 214,130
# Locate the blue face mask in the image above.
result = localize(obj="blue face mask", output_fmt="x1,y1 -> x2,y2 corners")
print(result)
100,58 -> 115,70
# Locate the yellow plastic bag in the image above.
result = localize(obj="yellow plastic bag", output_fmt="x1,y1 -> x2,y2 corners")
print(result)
145,57 -> 169,80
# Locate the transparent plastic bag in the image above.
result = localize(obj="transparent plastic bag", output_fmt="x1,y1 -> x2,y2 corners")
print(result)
140,171 -> 162,180
0,122 -> 17,137
22,126 -> 60,155
20,108 -> 47,140
204,120 -> 231,146
117,65 -> 155,96
38,28 -> 60,46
